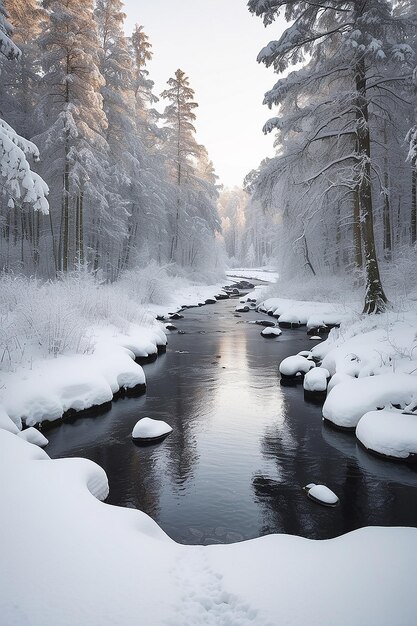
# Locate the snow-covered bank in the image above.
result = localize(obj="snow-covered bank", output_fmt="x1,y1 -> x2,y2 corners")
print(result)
226,267 -> 279,283
258,296 -> 355,330
254,284 -> 417,462
1,430 -> 416,626
0,272 -> 225,428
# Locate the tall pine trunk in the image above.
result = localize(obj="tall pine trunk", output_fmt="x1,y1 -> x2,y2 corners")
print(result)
411,157 -> 416,245
355,58 -> 388,314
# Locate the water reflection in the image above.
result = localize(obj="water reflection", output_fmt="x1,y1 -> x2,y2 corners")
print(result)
45,298 -> 417,544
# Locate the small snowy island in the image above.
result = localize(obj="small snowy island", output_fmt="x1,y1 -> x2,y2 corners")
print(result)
132,417 -> 173,442
304,483 -> 339,507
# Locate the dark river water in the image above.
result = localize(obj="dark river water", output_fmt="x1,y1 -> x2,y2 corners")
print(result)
45,293 -> 417,544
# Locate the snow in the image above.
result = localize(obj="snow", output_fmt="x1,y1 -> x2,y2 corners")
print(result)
312,311 -> 417,378
0,407 -> 19,434
0,118 -> 49,214
307,484 -> 339,505
226,268 -> 279,283
259,297 -> 351,328
323,374 -> 417,428
279,355 -> 316,377
356,410 -> 417,460
132,417 -> 173,440
1,429 -> 417,626
277,311 -> 302,325
303,367 -> 330,392
1,342 -> 146,427
148,282 -> 225,319
17,427 -> 48,447
260,327 -> 282,338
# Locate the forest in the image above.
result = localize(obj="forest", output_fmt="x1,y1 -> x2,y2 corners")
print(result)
2,1 -> 415,316
1,2 -> 417,626
0,0 -> 222,281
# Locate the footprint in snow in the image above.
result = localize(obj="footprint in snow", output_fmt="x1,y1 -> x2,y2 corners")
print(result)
166,549 -> 270,626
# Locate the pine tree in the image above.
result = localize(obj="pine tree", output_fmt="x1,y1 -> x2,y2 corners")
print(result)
35,0 -> 109,273
161,69 -> 201,261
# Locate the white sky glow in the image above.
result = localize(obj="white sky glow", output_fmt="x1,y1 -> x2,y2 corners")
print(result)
124,0 -> 286,187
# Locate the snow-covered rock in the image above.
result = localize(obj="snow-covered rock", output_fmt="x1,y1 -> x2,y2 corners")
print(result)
304,368 -> 330,393
279,355 -> 316,377
298,350 -> 314,359
305,483 -> 339,506
253,319 -> 276,327
278,312 -> 302,328
356,410 -> 417,461
323,374 -> 417,429
235,305 -> 249,313
17,427 -> 48,448
132,417 -> 173,441
261,327 -> 282,338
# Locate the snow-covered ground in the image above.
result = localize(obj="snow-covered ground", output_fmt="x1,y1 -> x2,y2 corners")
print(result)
1,430 -> 416,626
226,267 -> 279,283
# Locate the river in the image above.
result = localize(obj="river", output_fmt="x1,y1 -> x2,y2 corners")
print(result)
45,292 -> 417,544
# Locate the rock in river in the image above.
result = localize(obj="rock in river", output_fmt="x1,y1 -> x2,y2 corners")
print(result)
132,417 -> 172,443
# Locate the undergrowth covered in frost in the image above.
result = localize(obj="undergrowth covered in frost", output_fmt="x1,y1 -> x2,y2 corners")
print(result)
0,264 -> 224,371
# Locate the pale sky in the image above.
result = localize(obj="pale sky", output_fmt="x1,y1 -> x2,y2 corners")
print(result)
123,0 -> 286,188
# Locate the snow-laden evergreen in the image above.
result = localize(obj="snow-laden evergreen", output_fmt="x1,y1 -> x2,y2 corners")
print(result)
247,0 -> 417,313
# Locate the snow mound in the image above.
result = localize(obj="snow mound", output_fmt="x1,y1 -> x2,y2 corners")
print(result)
132,417 -> 173,441
306,484 -> 339,506
278,312 -> 302,326
356,410 -> 417,460
323,374 -> 417,428
17,427 -> 48,448
261,327 -> 282,338
298,350 -> 314,359
3,345 -> 146,427
327,372 -> 355,393
304,368 -> 330,393
279,355 -> 316,377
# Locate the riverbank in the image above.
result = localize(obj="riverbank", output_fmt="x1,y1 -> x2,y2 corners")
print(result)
0,271 -> 225,432
1,270 -> 417,625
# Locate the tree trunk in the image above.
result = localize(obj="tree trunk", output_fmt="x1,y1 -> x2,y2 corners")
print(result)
355,58 -> 388,314
383,124 -> 392,259
411,156 -> 416,246
353,186 -> 363,269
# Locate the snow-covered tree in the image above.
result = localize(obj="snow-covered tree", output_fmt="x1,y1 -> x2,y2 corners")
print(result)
0,0 -> 48,225
35,0 -> 109,273
248,0 -> 416,312
161,69 -> 220,265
